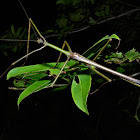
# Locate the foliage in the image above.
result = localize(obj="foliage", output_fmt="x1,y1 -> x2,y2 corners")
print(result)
53,0 -> 140,39
0,25 -> 27,56
105,48 -> 140,64
6,35 -> 114,113
6,34 -> 140,116
71,74 -> 91,114
1,0 -> 140,124
50,0 -> 112,38
55,0 -> 112,29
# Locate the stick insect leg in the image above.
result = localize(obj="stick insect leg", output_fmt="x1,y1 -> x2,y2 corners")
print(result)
50,57 -> 70,87
55,41 -> 72,67
50,41 -> 72,87
89,65 -> 112,82
0,17 -> 47,79
93,38 -> 112,61
55,41 -> 66,67
22,18 -> 31,66
88,39 -> 112,82
0,44 -> 47,78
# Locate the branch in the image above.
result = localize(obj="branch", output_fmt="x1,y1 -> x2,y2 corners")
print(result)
44,8 -> 140,39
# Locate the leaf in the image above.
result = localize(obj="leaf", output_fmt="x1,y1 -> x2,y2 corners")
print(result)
11,25 -> 15,35
17,27 -> 23,36
89,17 -> 96,24
7,61 -> 75,80
105,5 -> 110,16
17,80 -> 51,107
116,67 -> 125,73
20,28 -> 27,39
57,17 -> 68,28
100,10 -> 105,16
56,0 -> 65,5
91,0 -> 95,4
95,11 -> 101,17
83,34 -> 120,58
70,9 -> 85,22
134,95 -> 140,122
125,48 -> 140,62
71,74 -> 91,115
110,34 -> 120,40
51,85 -> 68,92
115,52 -> 123,58
46,29 -> 55,34
7,64 -> 57,80
13,79 -> 26,88
72,0 -> 80,6
134,114 -> 140,122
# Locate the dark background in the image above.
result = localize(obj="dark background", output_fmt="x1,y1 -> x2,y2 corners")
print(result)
0,0 -> 140,139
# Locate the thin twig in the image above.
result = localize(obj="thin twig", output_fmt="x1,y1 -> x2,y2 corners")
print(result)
0,38 -> 37,42
44,8 -> 140,39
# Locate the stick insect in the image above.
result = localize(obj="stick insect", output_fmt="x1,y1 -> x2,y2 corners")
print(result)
1,0 -> 140,89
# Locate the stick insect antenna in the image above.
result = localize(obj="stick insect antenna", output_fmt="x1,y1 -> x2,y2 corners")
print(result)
18,0 -> 39,39
18,0 -> 29,19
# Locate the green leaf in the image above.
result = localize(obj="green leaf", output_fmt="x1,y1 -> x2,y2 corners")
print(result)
134,95 -> 140,122
110,34 -> 120,40
13,72 -> 48,88
115,52 -> 123,58
134,114 -> 140,122
95,11 -> 101,17
17,27 -> 23,36
13,79 -> 26,88
7,64 -> 57,80
23,73 -> 48,81
125,48 -> 140,62
83,34 -> 120,58
7,61 -> 75,80
70,9 -> 85,22
100,10 -> 105,16
11,25 -> 15,35
89,17 -> 96,24
91,0 -> 95,4
116,67 -> 125,73
71,74 -> 91,115
51,85 -> 68,92
17,80 -> 51,107
56,0 -> 65,5
57,17 -> 68,28
105,5 -> 110,16
72,0 -> 80,6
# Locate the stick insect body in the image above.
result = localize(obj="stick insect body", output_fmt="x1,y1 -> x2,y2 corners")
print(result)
1,0 -> 140,88
42,39 -> 140,87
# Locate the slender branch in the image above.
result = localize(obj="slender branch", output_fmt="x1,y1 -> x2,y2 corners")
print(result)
0,38 -> 37,42
114,0 -> 139,8
44,8 -> 140,39
1,9 -> 139,42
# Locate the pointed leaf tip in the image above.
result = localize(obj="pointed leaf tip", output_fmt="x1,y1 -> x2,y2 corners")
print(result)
17,80 -> 51,107
71,74 -> 91,115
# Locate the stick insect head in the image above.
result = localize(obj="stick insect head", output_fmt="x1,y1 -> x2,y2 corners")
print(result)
37,38 -> 44,44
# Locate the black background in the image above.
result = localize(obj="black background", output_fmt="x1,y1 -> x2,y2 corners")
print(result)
0,0 -> 140,139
